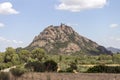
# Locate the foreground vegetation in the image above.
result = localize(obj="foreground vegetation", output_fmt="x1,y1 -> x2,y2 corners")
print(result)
0,47 -> 120,75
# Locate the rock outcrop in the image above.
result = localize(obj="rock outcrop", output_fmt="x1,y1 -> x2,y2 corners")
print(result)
27,24 -> 111,55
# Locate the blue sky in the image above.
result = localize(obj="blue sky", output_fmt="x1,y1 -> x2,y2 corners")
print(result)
0,0 -> 120,52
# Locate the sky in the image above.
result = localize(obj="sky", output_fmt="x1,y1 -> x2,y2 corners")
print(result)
0,0 -> 120,52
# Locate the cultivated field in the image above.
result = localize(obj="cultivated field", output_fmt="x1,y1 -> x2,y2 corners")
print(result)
10,73 -> 120,80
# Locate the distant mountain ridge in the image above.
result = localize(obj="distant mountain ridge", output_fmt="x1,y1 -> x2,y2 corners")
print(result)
107,47 -> 120,53
26,24 -> 111,55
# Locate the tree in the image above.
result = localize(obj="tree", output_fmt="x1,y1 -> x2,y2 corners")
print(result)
10,67 -> 27,80
11,54 -> 20,65
112,54 -> 120,64
31,48 -> 46,61
59,55 -> 62,62
0,53 -> 4,63
98,54 -> 112,60
4,47 -> 16,62
44,60 -> 58,72
4,47 -> 20,65
19,50 -> 31,63
25,61 -> 45,72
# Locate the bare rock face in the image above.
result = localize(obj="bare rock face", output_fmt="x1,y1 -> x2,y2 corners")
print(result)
60,43 -> 80,54
27,24 -> 111,55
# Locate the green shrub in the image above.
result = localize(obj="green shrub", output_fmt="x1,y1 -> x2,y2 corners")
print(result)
0,63 -> 5,70
25,61 -> 45,72
66,67 -> 73,72
87,65 -> 120,73
87,65 -> 105,73
0,72 -> 10,80
77,66 -> 89,72
0,62 -> 13,70
66,62 -> 77,72
10,67 -> 27,77
4,62 -> 13,68
44,60 -> 58,72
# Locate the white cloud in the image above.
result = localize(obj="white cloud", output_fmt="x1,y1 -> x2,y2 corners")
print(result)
13,40 -> 18,44
110,24 -> 119,28
0,37 -> 23,44
56,0 -> 108,12
12,40 -> 23,44
0,23 -> 5,28
0,2 -> 19,15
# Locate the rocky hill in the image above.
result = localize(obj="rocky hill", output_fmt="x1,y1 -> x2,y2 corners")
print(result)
26,24 -> 111,55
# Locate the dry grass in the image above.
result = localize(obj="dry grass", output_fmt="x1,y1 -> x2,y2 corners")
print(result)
80,64 -> 120,67
9,72 -> 120,80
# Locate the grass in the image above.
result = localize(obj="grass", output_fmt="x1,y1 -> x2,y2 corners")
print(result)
0,72 -> 10,80
9,72 -> 120,80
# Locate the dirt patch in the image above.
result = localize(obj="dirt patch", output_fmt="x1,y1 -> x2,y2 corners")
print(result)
10,73 -> 120,80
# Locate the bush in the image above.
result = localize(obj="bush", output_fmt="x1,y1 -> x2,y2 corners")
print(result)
87,65 -> 106,73
87,65 -> 120,73
44,60 -> 58,72
25,61 -> 45,72
66,62 -> 77,72
25,60 -> 58,72
66,67 -> 73,72
0,63 -> 6,70
0,72 -> 10,80
10,67 -> 27,77
0,63 -> 12,70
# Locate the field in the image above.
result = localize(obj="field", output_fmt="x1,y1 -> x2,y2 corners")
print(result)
10,73 -> 120,80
